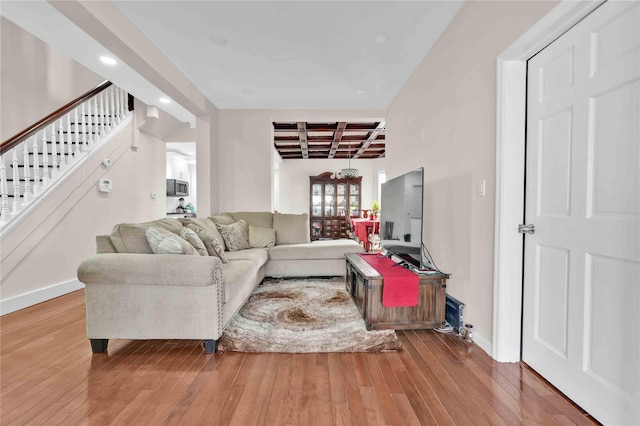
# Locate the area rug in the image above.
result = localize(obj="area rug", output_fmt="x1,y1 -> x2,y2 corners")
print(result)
218,277 -> 402,353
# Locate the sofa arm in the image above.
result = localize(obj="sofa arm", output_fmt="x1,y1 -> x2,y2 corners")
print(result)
78,253 -> 222,287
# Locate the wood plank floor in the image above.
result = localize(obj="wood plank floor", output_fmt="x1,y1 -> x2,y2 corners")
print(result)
1,290 -> 599,425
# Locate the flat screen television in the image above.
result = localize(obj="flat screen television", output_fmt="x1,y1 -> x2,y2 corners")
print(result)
379,167 -> 427,270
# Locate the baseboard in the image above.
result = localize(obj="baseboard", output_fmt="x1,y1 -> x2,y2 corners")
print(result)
472,331 -> 493,359
0,279 -> 84,316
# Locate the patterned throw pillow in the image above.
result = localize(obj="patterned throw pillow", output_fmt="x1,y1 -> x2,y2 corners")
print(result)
145,227 -> 198,255
180,227 -> 208,256
186,223 -> 228,263
216,220 -> 250,252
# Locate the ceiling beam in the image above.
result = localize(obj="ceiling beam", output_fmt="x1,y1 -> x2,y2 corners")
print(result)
353,121 -> 385,159
328,122 -> 346,159
297,122 -> 309,159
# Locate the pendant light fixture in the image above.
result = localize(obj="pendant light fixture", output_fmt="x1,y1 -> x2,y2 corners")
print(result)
341,140 -> 358,178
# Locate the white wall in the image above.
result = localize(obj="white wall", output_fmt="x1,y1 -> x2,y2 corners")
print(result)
0,121 -> 167,312
278,158 -> 386,215
0,20 -> 168,313
0,17 -> 104,141
217,109 -> 385,214
386,0 -> 558,345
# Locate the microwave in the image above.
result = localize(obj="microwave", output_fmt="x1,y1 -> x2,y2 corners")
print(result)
166,179 -> 189,197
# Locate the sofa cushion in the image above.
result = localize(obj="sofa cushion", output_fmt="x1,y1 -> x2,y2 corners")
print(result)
249,225 -> 276,248
228,212 -> 273,229
224,247 -> 269,265
185,223 -> 228,263
145,227 -> 199,255
109,218 -> 183,254
180,227 -> 208,256
210,213 -> 235,226
273,212 -> 311,245
216,220 -> 250,251
268,239 -> 363,260
220,259 -> 259,304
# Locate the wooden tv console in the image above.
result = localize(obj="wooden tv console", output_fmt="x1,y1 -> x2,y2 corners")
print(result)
345,253 -> 448,331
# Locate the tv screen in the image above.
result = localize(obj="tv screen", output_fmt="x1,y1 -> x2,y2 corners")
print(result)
380,167 -> 426,269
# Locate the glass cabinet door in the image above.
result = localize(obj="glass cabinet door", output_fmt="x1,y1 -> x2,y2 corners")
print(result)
349,183 -> 360,216
336,183 -> 347,217
324,183 -> 335,216
311,183 -> 322,216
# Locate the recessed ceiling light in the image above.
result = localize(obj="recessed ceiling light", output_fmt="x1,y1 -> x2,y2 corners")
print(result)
242,89 -> 255,95
209,34 -> 228,46
159,97 -> 171,104
374,33 -> 389,44
355,89 -> 366,95
100,56 -> 117,66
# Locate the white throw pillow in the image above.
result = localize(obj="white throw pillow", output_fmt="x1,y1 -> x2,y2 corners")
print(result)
180,227 -> 208,256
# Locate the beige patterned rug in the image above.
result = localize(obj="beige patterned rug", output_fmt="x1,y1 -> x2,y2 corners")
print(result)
218,277 -> 402,353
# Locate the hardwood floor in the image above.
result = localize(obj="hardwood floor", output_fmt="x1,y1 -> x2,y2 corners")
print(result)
1,290 -> 598,425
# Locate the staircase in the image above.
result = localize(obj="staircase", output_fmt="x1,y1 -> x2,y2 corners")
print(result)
0,81 -> 132,233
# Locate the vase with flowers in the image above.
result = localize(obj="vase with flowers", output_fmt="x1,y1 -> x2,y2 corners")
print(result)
371,201 -> 380,220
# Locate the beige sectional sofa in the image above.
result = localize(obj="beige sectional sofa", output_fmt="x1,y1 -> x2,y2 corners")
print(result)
77,211 -> 363,353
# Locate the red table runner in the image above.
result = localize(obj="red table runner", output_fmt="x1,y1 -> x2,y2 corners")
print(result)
358,253 -> 419,307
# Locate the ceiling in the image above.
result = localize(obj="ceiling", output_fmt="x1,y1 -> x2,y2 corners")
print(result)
113,1 -> 463,110
1,1 -> 463,157
274,121 -> 385,160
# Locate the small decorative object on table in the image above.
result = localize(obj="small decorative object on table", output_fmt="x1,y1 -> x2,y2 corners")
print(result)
371,201 -> 380,220
362,209 -> 370,218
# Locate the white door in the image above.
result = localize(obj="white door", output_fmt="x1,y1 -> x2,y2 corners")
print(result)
523,1 -> 639,425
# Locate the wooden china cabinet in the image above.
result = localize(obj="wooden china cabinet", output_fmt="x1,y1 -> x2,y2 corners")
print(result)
309,172 -> 362,240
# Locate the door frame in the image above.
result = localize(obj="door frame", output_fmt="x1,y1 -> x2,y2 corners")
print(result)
492,0 -> 605,363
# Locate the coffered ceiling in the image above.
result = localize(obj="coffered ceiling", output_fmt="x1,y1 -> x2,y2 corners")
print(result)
274,121 -> 385,160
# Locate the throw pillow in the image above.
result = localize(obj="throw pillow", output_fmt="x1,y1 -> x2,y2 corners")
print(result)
180,217 -> 227,251
249,225 -> 276,248
273,212 -> 311,245
180,227 -> 208,256
186,223 -> 228,263
216,220 -> 250,252
145,227 -> 198,255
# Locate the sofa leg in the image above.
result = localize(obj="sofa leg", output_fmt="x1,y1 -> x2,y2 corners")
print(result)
90,339 -> 109,353
202,339 -> 217,354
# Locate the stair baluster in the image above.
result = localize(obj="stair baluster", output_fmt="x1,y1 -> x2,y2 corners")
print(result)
58,118 -> 67,171
50,121 -> 58,179
100,91 -> 106,135
1,154 -> 9,222
86,100 -> 94,149
74,108 -> 81,155
109,86 -> 116,128
80,103 -> 87,153
11,149 -> 20,213
32,136 -> 40,195
119,88 -> 126,120
67,112 -> 77,163
41,128 -> 50,184
115,87 -> 121,125
22,143 -> 32,204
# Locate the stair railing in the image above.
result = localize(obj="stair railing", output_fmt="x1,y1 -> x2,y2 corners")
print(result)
0,81 -> 132,228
